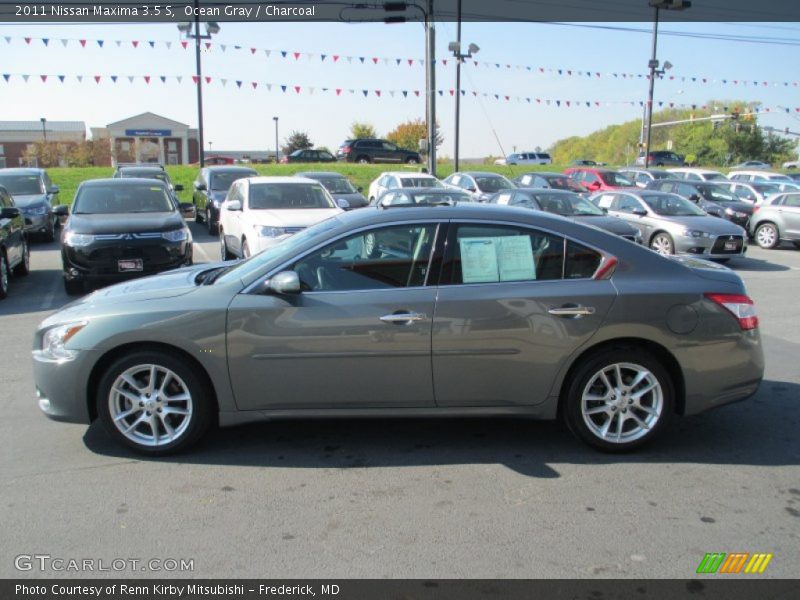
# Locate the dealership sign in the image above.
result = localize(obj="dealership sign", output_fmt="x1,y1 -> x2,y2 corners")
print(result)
124,129 -> 172,137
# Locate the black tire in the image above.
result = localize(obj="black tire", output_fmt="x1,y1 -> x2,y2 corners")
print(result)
194,203 -> 203,223
0,253 -> 8,299
406,157 -> 419,165
13,238 -> 30,277
96,349 -> 213,455
754,222 -> 779,249
793,242 -> 800,250
207,209 -> 218,235
563,348 -> 674,452
649,232 -> 675,255
356,156 -> 370,164
219,229 -> 234,260
64,278 -> 83,296
43,217 -> 56,243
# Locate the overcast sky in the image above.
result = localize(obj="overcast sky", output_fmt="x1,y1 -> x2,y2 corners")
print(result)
2,20 -> 800,158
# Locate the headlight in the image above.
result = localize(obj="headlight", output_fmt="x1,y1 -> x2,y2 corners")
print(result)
724,207 -> 735,216
680,229 -> 711,238
63,231 -> 95,247
735,211 -> 748,218
256,226 -> 287,237
162,228 -> 189,242
24,205 -> 48,215
40,322 -> 87,362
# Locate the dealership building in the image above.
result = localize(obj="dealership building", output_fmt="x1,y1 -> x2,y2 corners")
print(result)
0,120 -> 86,168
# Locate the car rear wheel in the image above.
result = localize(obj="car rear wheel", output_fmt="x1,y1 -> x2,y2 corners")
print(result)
13,239 -> 30,277
650,233 -> 674,255
194,205 -> 203,223
219,229 -> 234,260
207,209 -> 217,235
357,156 -> 370,164
0,254 -> 8,299
754,223 -> 779,249
564,348 -> 673,452
97,350 -> 213,455
406,157 -> 419,165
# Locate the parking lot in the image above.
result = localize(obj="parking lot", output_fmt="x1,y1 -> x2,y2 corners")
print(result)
2,223 -> 799,579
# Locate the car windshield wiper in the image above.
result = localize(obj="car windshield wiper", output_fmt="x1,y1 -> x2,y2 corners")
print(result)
201,265 -> 235,285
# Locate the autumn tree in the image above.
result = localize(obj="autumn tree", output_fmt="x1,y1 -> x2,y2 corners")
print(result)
281,131 -> 314,156
349,122 -> 377,139
385,118 -> 443,154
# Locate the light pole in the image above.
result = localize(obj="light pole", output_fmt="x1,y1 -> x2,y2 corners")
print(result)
178,6 -> 220,168
643,0 -> 690,168
273,117 -> 279,163
40,117 -> 47,143
449,0 -> 479,172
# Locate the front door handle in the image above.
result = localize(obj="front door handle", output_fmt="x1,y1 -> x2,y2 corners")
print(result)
548,305 -> 596,318
380,312 -> 427,324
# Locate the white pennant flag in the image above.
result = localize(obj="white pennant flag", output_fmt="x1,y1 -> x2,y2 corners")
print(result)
220,44 -> 226,52
176,76 -> 182,83
307,53 -> 314,60
389,90 -> 395,97
348,89 -> 355,94
221,78 -> 227,86
76,75 -> 83,82
165,41 -> 172,49
264,49 -> 270,58
128,76 -> 134,83
61,39 -> 69,47
383,58 -> 390,66
22,74 -> 30,82
346,56 -> 353,64
4,36 -> 11,44
266,83 -> 272,91
309,87 -> 315,95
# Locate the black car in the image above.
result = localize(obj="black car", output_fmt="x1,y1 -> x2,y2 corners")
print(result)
295,171 -> 368,209
59,178 -> 193,295
513,172 -> 589,194
489,188 -> 642,243
646,179 -> 754,229
0,185 -> 30,299
113,165 -> 192,219
336,139 -> 421,164
635,150 -> 685,167
372,187 -> 475,207
0,168 -> 60,241
193,166 -> 258,233
280,149 -> 337,164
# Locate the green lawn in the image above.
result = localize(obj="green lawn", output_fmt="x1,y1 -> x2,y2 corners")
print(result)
45,163 -> 565,206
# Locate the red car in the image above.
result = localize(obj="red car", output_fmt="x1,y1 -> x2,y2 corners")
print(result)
563,167 -> 636,193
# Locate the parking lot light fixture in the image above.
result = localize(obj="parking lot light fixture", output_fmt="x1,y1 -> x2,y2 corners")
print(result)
273,117 -> 279,164
450,2 -> 479,172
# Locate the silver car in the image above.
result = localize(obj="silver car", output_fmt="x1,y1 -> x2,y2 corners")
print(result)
592,190 -> 748,260
32,204 -> 763,455
749,192 -> 800,249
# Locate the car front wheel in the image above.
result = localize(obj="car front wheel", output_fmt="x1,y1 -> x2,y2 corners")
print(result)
564,349 -> 673,452
754,223 -> 779,249
97,350 -> 213,455
13,239 -> 30,277
650,233 -> 674,255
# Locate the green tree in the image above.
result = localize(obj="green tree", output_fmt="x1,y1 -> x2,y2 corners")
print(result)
349,122 -> 377,139
281,131 -> 314,156
385,118 -> 443,154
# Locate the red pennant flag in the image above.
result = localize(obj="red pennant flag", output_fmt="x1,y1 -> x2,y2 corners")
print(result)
539,67 -> 544,73
40,75 -> 47,82
294,86 -> 301,94
335,89 -> 342,96
205,42 -> 211,50
181,41 -> 188,49
333,55 -> 339,62
473,61 -> 478,66
449,90 -> 454,96
79,39 -> 86,47
144,76 -> 150,83
442,59 -> 447,66
414,90 -> 420,97
251,82 -> 257,89
205,76 -> 211,84
293,52 -> 301,60
192,75 -> 199,84
375,90 -> 381,97
472,91 -> 477,96
94,75 -> 101,83
132,41 -> 139,48
505,95 -> 510,101
25,37 -> 31,44
372,57 -> 379,64
408,59 -> 414,66
251,47 -> 257,54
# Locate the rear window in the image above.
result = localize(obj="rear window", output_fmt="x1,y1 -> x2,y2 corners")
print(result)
73,184 -> 174,214
248,183 -> 335,209
0,174 -> 44,195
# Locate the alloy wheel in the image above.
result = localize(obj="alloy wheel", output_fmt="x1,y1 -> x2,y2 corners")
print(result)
650,234 -> 673,255
755,224 -> 778,249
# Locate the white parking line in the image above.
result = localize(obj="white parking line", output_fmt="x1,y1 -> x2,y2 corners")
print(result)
193,241 -> 213,264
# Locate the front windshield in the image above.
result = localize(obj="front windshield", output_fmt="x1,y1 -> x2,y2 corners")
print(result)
641,193 -> 706,216
752,182 -> 781,194
121,170 -> 169,185
698,185 -> 740,204
0,174 -> 44,195
544,176 -> 588,193
317,177 -> 357,194
600,172 -> 634,187
248,183 -> 336,209
211,171 -> 256,191
533,192 -> 604,216
214,216 -> 343,285
400,177 -> 443,189
73,184 -> 175,214
475,175 -> 515,193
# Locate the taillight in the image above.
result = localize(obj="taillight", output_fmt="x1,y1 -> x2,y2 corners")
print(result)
341,146 -> 351,154
705,293 -> 759,330
752,205 -> 760,213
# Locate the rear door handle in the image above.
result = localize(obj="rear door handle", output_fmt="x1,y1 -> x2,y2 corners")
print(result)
380,312 -> 427,324
548,305 -> 596,318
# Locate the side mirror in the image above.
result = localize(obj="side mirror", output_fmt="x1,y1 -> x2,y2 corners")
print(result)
588,181 -> 602,191
632,207 -> 647,216
174,184 -> 185,192
226,200 -> 242,211
195,183 -> 207,191
689,194 -> 701,202
467,187 -> 477,193
357,186 -> 364,193
336,198 -> 350,209
265,271 -> 301,295
601,207 -> 608,214
179,202 -> 195,218
49,185 -> 59,195
53,205 -> 69,217
1,207 -> 20,219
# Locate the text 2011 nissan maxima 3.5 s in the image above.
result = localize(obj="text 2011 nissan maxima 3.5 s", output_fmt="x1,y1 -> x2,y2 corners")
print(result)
33,203 -> 763,455
59,178 -> 193,295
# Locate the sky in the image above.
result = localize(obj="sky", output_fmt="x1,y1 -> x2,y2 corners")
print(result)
2,19 -> 800,159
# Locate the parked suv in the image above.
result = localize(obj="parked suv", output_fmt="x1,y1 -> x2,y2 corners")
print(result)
749,192 -> 800,249
337,139 -> 421,164
193,166 -> 258,234
0,184 -> 30,299
0,168 -> 60,241
495,152 -> 552,166
635,150 -> 685,167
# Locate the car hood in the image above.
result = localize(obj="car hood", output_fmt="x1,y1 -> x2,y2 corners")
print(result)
330,192 -> 369,208
67,212 -> 184,234
11,194 -> 47,207
719,200 -> 755,214
572,215 -> 637,236
656,214 -> 746,235
246,208 -> 341,227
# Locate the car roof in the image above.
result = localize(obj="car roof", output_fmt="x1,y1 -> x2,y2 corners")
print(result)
454,171 -> 509,177
380,171 -> 437,178
246,176 -> 320,185
0,167 -> 44,175
386,187 -> 470,194
206,166 -> 258,172
80,177 -> 169,187
517,172 -> 567,178
514,188 -> 579,195
118,166 -> 165,173
294,171 -> 346,178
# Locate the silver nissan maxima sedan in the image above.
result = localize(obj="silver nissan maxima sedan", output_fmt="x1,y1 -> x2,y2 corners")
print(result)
591,190 -> 747,260
32,203 -> 763,455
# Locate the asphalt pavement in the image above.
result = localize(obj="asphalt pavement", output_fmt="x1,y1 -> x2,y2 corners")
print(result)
1,223 -> 798,579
